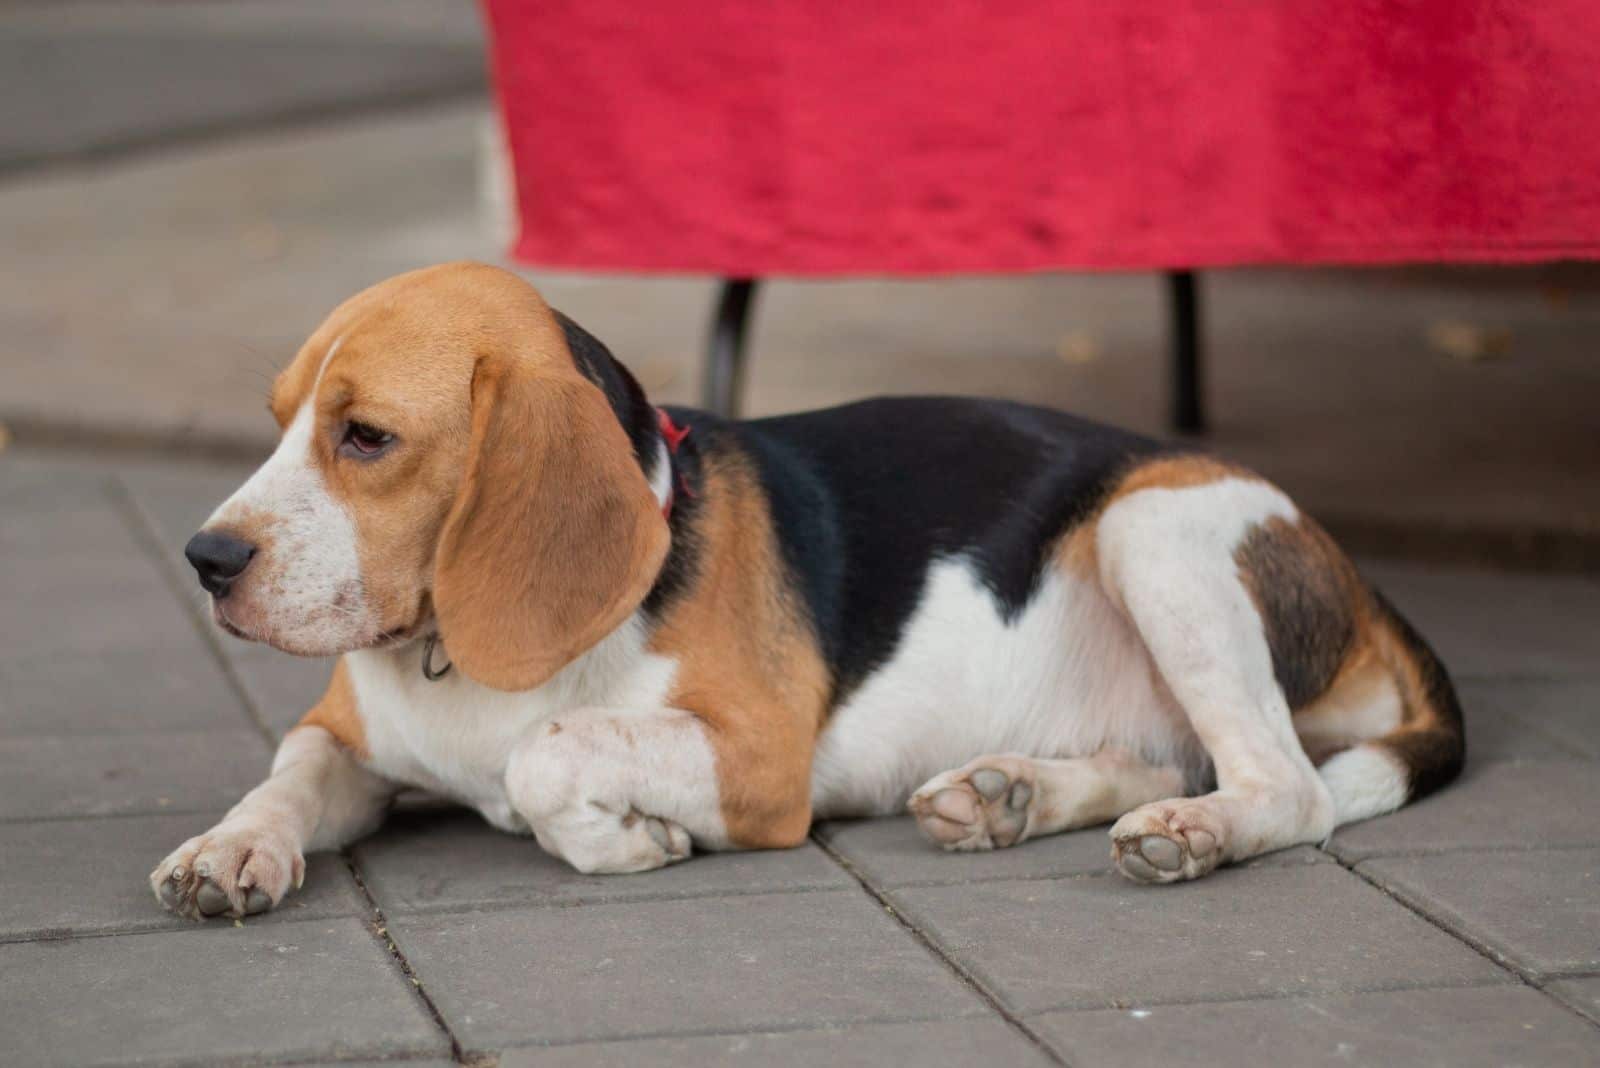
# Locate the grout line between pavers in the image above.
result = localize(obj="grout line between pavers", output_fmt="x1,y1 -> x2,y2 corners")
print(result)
810,829 -> 1072,1068
1352,864 -> 1600,984
106,472 -> 278,748
1327,848 -> 1600,1036
487,1009 -> 1008,1054
1328,838 -> 1600,864
370,880 -> 858,921
107,1044 -> 454,1068
1021,973 -> 1519,1019
343,853 -> 484,1067
0,911 -> 373,949
0,805 -> 228,826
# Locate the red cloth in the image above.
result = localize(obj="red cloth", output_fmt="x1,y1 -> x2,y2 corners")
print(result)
483,1 -> 1600,275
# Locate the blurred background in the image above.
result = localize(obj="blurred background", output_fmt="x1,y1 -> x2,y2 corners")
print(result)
3,0 -> 1598,570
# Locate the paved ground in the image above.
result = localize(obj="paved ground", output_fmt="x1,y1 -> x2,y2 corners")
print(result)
2,445 -> 1598,1066
5,2 -> 1600,1064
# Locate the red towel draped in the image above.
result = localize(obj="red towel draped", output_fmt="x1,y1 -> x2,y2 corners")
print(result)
484,1 -> 1600,275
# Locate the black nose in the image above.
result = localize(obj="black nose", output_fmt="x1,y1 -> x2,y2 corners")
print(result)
184,531 -> 256,597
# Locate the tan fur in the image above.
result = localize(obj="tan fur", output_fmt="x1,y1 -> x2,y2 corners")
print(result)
1293,650 -> 1403,763
1290,595 -> 1459,776
1364,606 -> 1451,736
259,262 -> 666,685
1057,454 -> 1249,577
1111,455 -> 1246,498
433,356 -> 668,691
647,449 -> 830,848
262,263 -> 546,642
298,659 -> 367,758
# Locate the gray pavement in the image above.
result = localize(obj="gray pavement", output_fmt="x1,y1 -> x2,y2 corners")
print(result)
2,446 -> 1598,1066
0,0 -> 484,173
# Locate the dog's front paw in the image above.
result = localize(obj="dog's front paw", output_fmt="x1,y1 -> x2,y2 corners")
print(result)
150,823 -> 305,920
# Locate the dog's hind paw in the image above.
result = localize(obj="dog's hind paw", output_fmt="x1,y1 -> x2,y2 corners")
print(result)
909,755 -> 1038,851
1110,799 -> 1224,884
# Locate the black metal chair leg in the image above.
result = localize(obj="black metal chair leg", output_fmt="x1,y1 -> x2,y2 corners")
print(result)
1169,270 -> 1205,434
703,278 -> 759,417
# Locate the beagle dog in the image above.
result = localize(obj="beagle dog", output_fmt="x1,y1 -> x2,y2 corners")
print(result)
152,262 -> 1464,918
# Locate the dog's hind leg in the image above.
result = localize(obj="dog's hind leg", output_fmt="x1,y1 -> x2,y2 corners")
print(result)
1094,468 -> 1339,883
909,749 -> 1184,851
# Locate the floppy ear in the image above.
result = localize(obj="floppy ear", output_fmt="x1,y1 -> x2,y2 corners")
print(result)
433,355 -> 669,691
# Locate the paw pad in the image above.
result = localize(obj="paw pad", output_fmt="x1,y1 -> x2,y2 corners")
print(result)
1109,801 -> 1225,884
909,757 -> 1037,852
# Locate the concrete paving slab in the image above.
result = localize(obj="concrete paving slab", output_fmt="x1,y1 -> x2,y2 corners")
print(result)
116,460 -> 344,734
0,812 -> 365,941
387,890 -> 991,1049
291,1063 -> 457,1068
0,918 -> 448,1066
0,647 -> 243,736
1546,977 -> 1600,1027
1457,679 -> 1595,764
1033,985 -> 1600,1068
0,455 -> 111,497
817,817 -> 1328,888
226,644 -> 337,737
357,808 -> 853,914
502,1018 -> 1054,1067
817,818 -> 1118,886
0,106 -> 494,449
1460,678 -> 1600,760
1361,563 -> 1600,680
294,1062 -> 457,1068
116,462 -> 256,575
0,729 -> 268,819
0,479 -> 144,564
293,1063 -> 457,1068
1359,849 -> 1600,979
0,0 -> 484,171
891,864 -> 1506,1015
0,548 -> 208,662
1328,761 -> 1600,862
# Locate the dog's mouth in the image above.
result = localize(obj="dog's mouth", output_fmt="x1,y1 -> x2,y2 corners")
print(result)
211,599 -> 420,655
211,602 -> 253,642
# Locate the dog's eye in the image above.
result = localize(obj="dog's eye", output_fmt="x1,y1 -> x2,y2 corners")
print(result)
342,421 -> 394,457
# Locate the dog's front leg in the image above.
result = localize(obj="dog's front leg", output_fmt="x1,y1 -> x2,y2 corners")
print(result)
150,725 -> 394,919
506,707 -> 737,874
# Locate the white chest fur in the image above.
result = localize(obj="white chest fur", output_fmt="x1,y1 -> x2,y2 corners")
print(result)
810,557 -> 1202,817
345,618 -> 678,830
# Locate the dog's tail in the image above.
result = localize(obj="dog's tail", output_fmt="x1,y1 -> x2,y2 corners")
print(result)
1314,590 -> 1465,826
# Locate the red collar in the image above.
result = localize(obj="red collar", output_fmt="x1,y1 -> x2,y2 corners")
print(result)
656,408 -> 692,520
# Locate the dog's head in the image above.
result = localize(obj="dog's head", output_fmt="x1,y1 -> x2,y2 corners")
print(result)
186,262 -> 670,690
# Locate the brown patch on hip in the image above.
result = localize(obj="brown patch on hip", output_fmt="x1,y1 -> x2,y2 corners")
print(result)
1234,515 -> 1360,711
